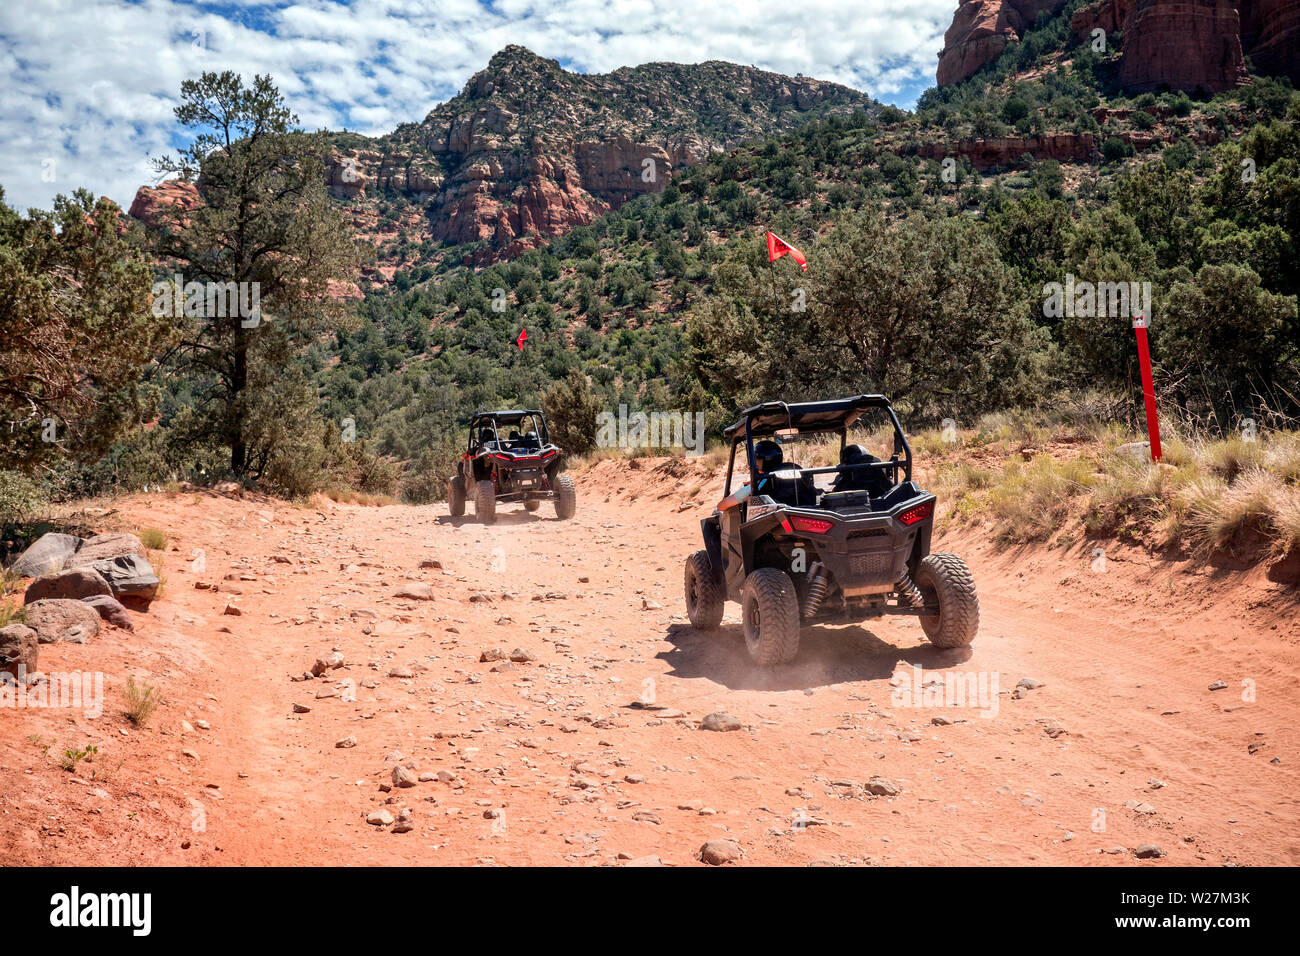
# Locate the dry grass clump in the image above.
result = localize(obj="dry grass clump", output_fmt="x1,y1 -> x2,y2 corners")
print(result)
322,487 -> 398,506
935,409 -> 1300,563
1176,469 -> 1287,553
986,455 -> 1097,542
1198,436 -> 1267,481
124,677 -> 160,726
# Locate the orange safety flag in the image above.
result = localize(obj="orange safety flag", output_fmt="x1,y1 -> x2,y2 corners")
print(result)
765,231 -> 807,271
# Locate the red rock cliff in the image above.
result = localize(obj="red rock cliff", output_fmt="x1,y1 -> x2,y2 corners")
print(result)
943,0 -> 1300,90
937,0 -> 1069,86
1119,0 -> 1247,92
1240,0 -> 1300,83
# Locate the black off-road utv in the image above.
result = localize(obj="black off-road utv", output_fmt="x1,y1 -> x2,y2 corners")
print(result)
683,395 -> 978,665
449,410 -> 576,524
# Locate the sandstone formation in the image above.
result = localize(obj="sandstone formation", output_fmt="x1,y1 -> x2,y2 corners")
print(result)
130,45 -> 876,263
1069,0 -> 1137,36
916,132 -> 1097,168
937,0 -> 1069,86
1241,0 -> 1300,83
1072,0 -> 1298,92
127,179 -> 200,230
941,0 -> 1300,92
1118,0 -> 1248,93
340,47 -> 873,250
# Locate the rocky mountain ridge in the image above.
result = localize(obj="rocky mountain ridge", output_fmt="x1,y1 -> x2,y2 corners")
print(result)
131,46 -> 877,264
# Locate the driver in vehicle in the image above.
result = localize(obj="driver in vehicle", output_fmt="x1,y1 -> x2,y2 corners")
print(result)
752,439 -> 818,507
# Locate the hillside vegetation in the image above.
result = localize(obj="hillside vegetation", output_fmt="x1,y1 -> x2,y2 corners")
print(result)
2,8 -> 1299,562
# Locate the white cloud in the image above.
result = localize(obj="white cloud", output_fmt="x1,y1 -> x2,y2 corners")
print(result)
0,0 -> 953,214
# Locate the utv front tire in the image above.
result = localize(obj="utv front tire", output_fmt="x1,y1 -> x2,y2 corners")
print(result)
554,473 -> 576,520
475,479 -> 496,524
915,553 -> 979,648
741,568 -> 801,666
448,475 -> 466,516
684,551 -> 724,631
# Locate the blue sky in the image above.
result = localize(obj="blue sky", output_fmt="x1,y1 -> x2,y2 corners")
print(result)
0,0 -> 953,214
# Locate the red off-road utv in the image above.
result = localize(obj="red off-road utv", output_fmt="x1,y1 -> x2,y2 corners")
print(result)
449,410 -> 576,524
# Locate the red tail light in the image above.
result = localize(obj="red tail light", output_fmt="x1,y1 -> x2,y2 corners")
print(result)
897,501 -> 934,526
789,515 -> 834,535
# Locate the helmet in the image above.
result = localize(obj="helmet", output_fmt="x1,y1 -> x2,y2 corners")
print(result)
754,439 -> 784,474
840,443 -> 874,465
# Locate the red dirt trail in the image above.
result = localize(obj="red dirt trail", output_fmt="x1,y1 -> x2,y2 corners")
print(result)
2,457 -> 1296,866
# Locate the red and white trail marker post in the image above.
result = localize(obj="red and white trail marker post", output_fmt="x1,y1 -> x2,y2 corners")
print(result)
1133,314 -> 1161,462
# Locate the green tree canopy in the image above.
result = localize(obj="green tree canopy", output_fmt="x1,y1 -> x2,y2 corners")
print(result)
0,187 -> 173,470
151,71 -> 361,476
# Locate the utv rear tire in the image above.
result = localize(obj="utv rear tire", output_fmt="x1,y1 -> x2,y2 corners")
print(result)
684,550 -> 724,631
448,475 -> 466,516
554,473 -> 576,520
523,500 -> 540,513
741,568 -> 801,666
475,479 -> 496,524
915,553 -> 979,648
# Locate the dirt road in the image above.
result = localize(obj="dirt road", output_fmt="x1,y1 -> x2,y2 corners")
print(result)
3,457 -> 1297,866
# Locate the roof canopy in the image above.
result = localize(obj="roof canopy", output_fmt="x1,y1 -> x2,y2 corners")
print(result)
723,395 -> 893,441
470,410 -> 544,427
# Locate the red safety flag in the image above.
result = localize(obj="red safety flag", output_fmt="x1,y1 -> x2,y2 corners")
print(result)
516,328 -> 527,350
765,231 -> 807,271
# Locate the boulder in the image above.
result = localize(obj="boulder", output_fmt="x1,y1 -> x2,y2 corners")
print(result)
9,533 -> 82,578
23,599 -> 102,645
1115,441 -> 1153,462
23,567 -> 113,604
394,583 -> 434,601
698,839 -> 743,865
81,594 -> 135,632
0,624 -> 38,680
67,533 -> 147,568
87,554 -> 160,605
128,179 -> 201,229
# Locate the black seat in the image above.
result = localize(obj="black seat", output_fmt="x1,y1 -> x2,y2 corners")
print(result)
833,444 -> 894,498
759,463 -> 818,508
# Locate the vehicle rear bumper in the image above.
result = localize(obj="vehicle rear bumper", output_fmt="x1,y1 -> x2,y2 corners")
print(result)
793,497 -> 931,595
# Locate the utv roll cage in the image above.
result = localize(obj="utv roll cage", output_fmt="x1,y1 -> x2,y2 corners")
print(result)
721,394 -> 913,496
467,409 -> 550,451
